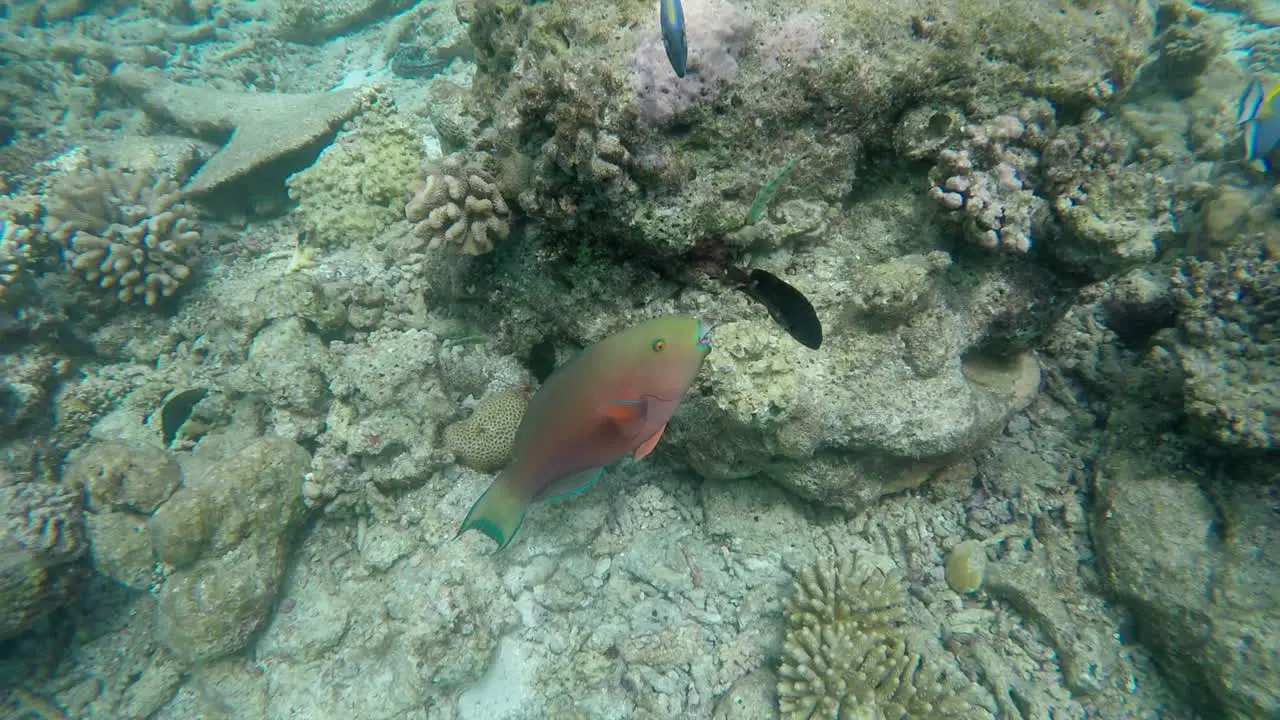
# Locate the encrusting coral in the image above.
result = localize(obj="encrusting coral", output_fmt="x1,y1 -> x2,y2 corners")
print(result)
1170,240 -> 1279,450
405,152 -> 511,256
44,165 -> 201,306
778,556 -> 992,719
443,388 -> 529,472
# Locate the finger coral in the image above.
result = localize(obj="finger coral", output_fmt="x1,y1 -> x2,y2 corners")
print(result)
405,153 -> 510,256
44,165 -> 201,306
779,556 -> 992,719
0,218 -> 38,303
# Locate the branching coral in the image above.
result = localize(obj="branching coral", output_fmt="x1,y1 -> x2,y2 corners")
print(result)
0,219 -> 38,303
44,165 -> 201,306
779,556 -> 992,719
405,153 -> 511,255
927,110 -> 1051,253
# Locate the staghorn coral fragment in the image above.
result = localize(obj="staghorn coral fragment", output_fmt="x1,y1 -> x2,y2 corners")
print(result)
443,388 -> 529,472
779,556 -> 993,719
405,153 -> 511,255
108,64 -> 368,196
45,165 -> 201,306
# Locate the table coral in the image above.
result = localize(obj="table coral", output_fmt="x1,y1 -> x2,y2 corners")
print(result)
405,152 -> 511,255
778,556 -> 992,719
44,165 -> 201,306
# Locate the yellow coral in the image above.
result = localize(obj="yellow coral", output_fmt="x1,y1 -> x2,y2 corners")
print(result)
405,153 -> 510,255
443,389 -> 528,472
778,556 -> 993,719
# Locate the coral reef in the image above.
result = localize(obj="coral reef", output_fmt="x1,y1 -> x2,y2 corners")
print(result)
778,556 -> 992,718
45,164 -> 202,306
1170,240 -> 1278,450
286,92 -> 425,246
0,475 -> 86,640
442,387 -> 529,472
405,152 -> 511,255
629,0 -> 754,127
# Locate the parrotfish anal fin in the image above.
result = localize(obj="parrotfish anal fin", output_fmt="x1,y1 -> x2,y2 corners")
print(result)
537,467 -> 606,503
457,482 -> 528,552
634,423 -> 667,461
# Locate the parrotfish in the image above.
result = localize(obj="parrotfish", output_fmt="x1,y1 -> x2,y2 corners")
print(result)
660,0 -> 688,78
1236,77 -> 1280,170
458,315 -> 712,550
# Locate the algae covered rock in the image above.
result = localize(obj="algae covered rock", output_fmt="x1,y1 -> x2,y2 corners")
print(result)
151,436 -> 310,663
676,320 -> 1041,512
1092,449 -> 1280,719
63,441 -> 183,590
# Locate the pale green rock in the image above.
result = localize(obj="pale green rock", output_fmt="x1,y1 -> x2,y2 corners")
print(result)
153,436 -> 310,664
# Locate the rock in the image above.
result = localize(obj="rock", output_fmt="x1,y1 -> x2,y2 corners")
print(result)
1092,449 -> 1280,718
258,588 -> 350,662
714,667 -> 779,720
0,480 -> 87,640
152,436 -> 310,663
85,512 -> 154,590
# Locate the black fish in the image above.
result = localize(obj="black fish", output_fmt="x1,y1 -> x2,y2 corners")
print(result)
157,388 -> 208,447
728,267 -> 823,350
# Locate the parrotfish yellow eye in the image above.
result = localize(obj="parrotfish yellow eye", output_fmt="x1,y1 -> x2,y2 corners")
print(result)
652,339 -> 666,352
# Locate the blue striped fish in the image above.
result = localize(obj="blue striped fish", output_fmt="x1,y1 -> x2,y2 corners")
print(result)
1236,77 -> 1280,170
660,0 -> 687,78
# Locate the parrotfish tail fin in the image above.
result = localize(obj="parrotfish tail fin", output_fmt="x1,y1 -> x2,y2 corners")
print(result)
457,482 -> 528,551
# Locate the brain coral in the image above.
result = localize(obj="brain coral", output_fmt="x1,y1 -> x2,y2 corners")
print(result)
45,165 -> 201,306
443,388 -> 529,472
779,556 -> 992,719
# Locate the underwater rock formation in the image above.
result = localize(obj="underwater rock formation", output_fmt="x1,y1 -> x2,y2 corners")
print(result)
151,436 -> 310,663
1092,448 -> 1280,719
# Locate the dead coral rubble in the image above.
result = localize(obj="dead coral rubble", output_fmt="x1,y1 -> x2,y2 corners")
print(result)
45,165 -> 202,306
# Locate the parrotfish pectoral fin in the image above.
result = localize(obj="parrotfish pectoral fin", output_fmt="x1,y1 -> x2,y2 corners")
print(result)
537,467 -> 605,503
634,423 -> 667,461
457,482 -> 528,551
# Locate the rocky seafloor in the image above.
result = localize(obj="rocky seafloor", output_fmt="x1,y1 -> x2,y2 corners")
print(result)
0,0 -> 1277,717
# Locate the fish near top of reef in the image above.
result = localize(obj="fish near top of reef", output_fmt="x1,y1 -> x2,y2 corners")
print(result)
660,0 -> 688,78
1236,77 -> 1280,170
458,315 -> 712,550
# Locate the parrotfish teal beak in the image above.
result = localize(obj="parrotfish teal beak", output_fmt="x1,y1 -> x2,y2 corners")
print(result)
696,319 -> 713,352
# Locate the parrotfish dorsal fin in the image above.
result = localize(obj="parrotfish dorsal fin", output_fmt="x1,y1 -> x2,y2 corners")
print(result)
536,467 -> 606,503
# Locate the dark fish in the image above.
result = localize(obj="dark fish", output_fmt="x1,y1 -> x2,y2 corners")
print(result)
728,267 -> 823,349
660,0 -> 688,78
157,388 -> 208,447
526,338 -> 558,384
